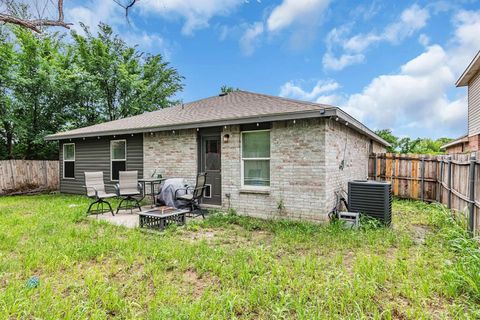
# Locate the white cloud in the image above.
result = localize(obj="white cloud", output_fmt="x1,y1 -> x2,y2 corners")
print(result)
282,9 -> 480,138
239,22 -> 264,56
344,45 -> 457,129
343,33 -> 381,53
65,1 -> 173,58
418,34 -> 430,46
66,1 -> 123,35
138,0 -> 244,35
448,10 -> 480,75
233,0 -> 332,55
279,79 -> 340,101
383,4 -> 429,43
322,52 -> 365,70
323,4 -> 430,70
267,0 -> 331,32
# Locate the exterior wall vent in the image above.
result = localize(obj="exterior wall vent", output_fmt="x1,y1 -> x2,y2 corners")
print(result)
348,180 -> 392,226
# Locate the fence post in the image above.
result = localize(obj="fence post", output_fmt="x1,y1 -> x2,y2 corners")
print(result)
436,157 -> 442,202
373,154 -> 378,181
468,153 -> 476,234
447,155 -> 452,210
420,156 -> 425,201
392,154 -> 396,194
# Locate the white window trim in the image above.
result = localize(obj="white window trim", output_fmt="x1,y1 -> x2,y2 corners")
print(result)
110,139 -> 127,181
240,129 -> 271,191
62,143 -> 75,180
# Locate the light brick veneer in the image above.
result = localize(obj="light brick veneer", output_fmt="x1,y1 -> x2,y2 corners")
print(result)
143,130 -> 198,184
143,118 -> 385,222
324,120 -> 374,212
221,119 -> 328,221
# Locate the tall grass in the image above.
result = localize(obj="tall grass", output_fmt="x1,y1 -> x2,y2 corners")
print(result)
429,204 -> 480,300
0,195 -> 479,318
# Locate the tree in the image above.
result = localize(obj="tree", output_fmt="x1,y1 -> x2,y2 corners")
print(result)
0,0 -> 71,33
397,137 -> 421,154
0,26 -> 15,159
70,23 -> 183,124
11,26 -> 65,159
0,22 -> 184,160
375,129 -> 398,153
375,129 -> 454,154
220,85 -> 239,94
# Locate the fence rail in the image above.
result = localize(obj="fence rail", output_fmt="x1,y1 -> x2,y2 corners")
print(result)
0,160 -> 59,195
369,152 -> 479,233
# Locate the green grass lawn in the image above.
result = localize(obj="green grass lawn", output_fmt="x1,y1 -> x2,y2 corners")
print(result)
0,194 -> 479,319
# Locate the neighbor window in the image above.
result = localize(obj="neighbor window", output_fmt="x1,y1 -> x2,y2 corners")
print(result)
242,130 -> 270,188
63,143 -> 75,179
111,140 -> 126,181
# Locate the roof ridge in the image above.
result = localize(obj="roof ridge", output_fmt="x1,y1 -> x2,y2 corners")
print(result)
235,90 -> 336,109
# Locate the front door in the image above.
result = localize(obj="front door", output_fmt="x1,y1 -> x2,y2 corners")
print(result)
199,131 -> 221,205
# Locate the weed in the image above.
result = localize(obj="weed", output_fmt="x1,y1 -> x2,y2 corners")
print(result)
0,195 -> 478,318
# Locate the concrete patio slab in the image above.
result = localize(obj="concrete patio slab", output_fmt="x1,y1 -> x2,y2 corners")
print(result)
87,206 -> 204,229
88,210 -> 141,228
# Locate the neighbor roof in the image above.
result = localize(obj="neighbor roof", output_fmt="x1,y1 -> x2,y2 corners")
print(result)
45,90 -> 389,146
456,51 -> 480,87
440,134 -> 468,150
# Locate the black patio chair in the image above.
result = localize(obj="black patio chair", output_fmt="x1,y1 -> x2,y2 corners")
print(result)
84,171 -> 116,216
174,172 -> 208,219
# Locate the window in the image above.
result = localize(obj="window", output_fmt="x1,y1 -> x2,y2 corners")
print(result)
241,130 -> 270,188
63,143 -> 75,179
110,140 -> 126,181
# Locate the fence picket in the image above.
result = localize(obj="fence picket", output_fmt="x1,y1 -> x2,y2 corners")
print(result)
369,152 -> 480,232
0,160 -> 59,195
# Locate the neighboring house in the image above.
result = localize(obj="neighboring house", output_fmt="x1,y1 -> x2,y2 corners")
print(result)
443,51 -> 480,154
46,91 -> 388,221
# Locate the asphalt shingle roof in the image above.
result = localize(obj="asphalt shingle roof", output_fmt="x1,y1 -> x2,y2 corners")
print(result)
45,90 -> 389,146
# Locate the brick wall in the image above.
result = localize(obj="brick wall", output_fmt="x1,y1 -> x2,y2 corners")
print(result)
221,119 -> 328,221
446,142 -> 469,154
143,130 -> 198,184
469,134 -> 480,152
324,120 -> 380,211
143,119 -> 385,222
372,141 -> 386,154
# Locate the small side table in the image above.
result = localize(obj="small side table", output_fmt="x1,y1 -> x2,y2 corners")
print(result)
138,178 -> 165,207
139,208 -> 188,230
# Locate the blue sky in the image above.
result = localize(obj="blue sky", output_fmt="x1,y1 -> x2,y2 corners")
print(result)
63,0 -> 480,139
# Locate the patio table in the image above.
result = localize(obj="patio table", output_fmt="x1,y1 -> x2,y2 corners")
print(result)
138,178 -> 166,207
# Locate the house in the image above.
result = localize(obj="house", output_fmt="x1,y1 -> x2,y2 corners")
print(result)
443,51 -> 480,154
45,91 -> 389,221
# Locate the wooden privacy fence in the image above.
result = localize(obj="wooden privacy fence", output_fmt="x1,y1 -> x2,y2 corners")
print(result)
0,160 -> 59,195
369,152 -> 480,233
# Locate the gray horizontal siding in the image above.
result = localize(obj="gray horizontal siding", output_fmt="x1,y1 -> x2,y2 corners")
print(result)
59,134 -> 143,194
469,72 -> 480,136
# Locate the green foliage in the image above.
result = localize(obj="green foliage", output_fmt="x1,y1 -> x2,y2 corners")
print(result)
69,23 -> 183,126
0,195 -> 479,318
220,85 -> 239,94
0,22 -> 183,160
428,204 -> 480,301
375,129 -> 453,154
374,129 -> 397,152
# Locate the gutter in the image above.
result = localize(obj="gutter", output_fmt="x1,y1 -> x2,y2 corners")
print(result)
45,108 -> 390,147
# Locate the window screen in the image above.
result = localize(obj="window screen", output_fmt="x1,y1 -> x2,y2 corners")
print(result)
241,131 -> 270,187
